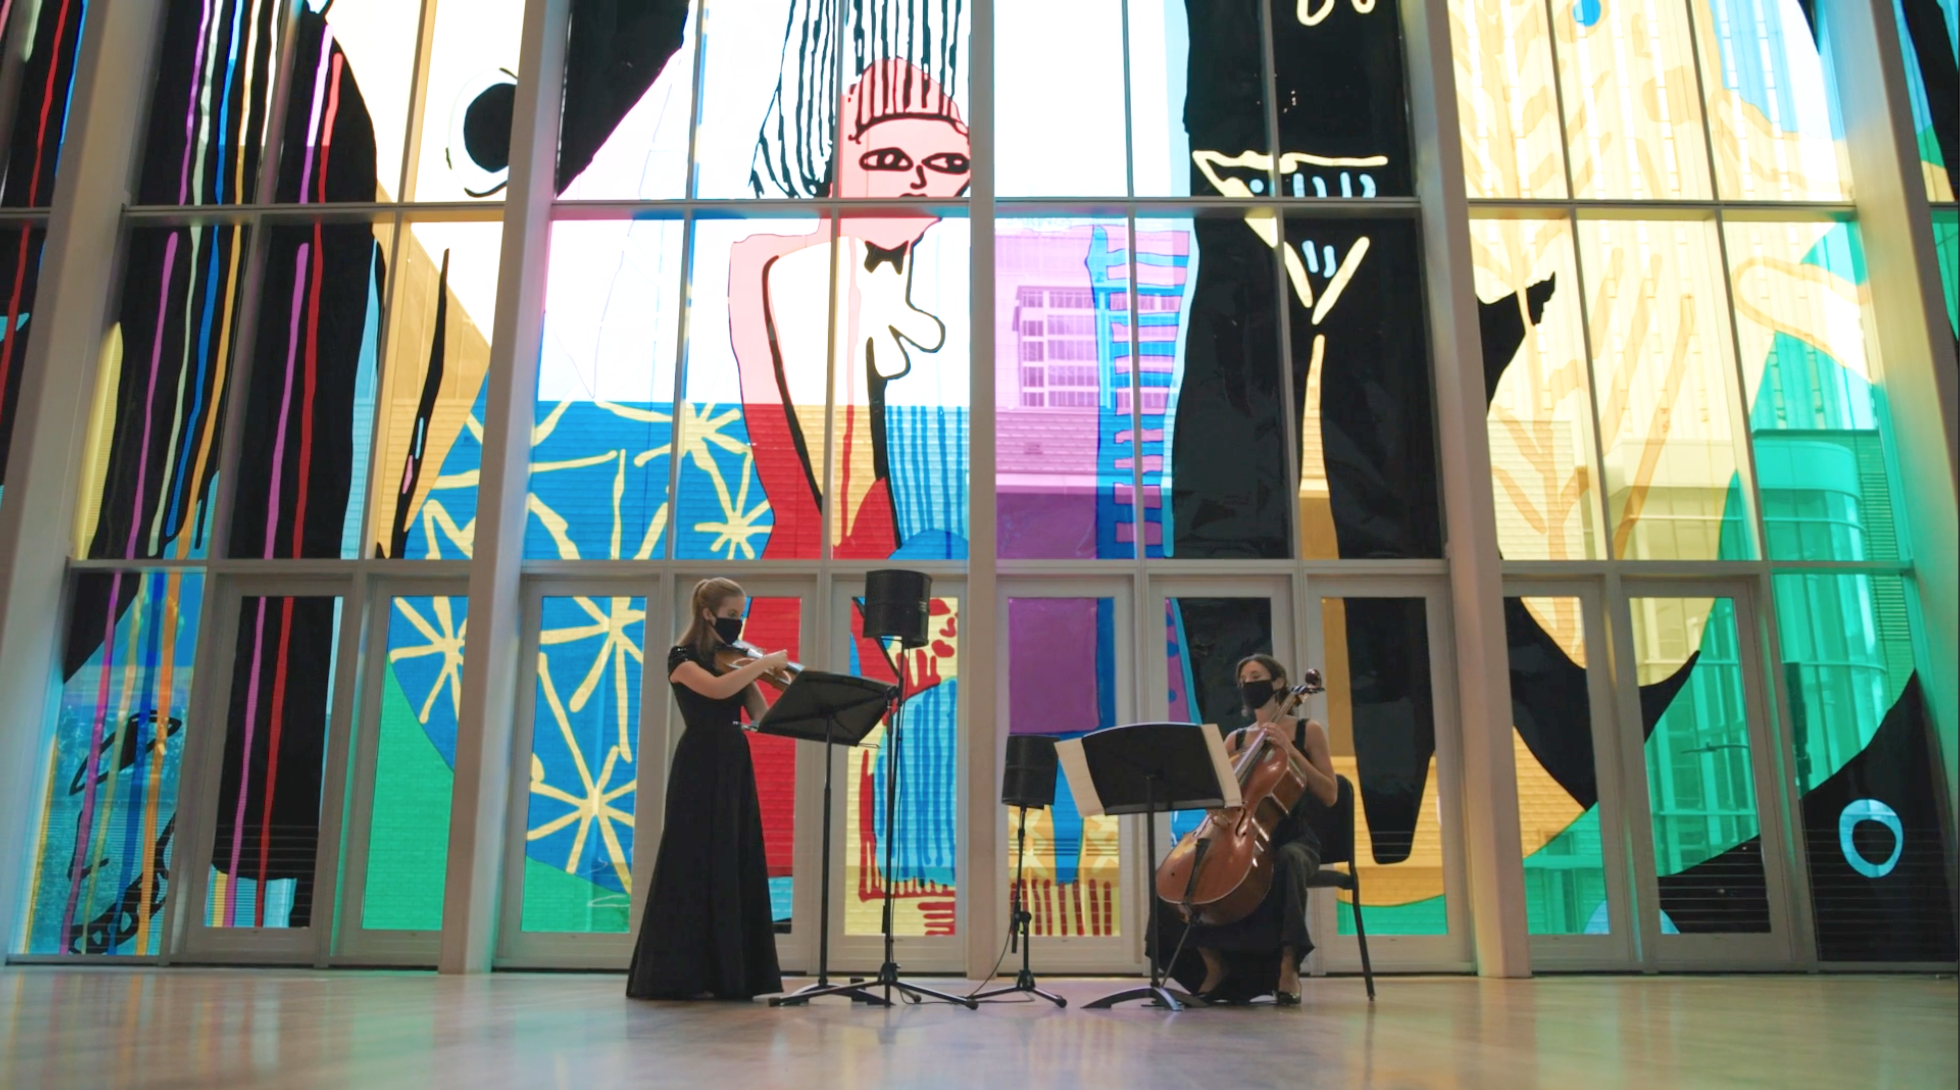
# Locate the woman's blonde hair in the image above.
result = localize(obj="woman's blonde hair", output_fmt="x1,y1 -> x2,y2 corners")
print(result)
680,578 -> 746,664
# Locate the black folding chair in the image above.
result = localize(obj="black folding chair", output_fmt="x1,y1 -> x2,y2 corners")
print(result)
1304,774 -> 1375,1001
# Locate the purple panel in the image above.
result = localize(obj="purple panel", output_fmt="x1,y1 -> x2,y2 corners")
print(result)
998,491 -> 1097,560
1007,598 -> 1103,735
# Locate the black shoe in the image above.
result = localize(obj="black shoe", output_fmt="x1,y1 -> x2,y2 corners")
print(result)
1274,990 -> 1301,1006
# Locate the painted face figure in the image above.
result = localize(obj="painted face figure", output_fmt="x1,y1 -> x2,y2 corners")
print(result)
835,60 -> 970,249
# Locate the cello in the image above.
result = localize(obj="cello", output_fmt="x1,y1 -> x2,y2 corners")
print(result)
1152,668 -> 1324,927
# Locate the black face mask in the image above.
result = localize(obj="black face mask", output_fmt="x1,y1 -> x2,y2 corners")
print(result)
712,616 -> 745,645
1239,679 -> 1277,711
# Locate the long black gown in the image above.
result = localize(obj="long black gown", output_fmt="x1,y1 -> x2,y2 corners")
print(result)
1154,718 -> 1329,1003
626,645 -> 783,1000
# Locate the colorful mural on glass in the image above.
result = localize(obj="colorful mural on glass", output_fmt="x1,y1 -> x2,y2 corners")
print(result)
0,0 -> 89,510
509,0 -> 973,931
1003,598 -> 1121,938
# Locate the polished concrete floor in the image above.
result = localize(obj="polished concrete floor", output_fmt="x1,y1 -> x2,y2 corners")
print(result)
0,969 -> 1953,1089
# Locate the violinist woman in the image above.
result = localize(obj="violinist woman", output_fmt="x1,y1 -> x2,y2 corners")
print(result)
1163,654 -> 1340,1005
627,578 -> 788,1001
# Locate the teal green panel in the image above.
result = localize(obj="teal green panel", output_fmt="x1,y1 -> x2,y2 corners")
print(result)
1773,573 -> 1915,794
359,670 -> 453,932
1643,599 -> 1761,878
521,857 -> 630,934
1716,475 -> 1755,561
1523,807 -> 1611,936
1935,210 -> 1958,340
1338,894 -> 1447,937
1745,225 -> 1901,563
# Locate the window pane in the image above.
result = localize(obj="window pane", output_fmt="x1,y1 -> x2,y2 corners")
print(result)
1728,222 -> 1899,562
1164,596 -> 1272,843
676,216 -> 822,559
844,596 -> 960,937
136,0 -> 283,205
205,595 -> 342,930
18,571 -> 201,955
0,227 -> 47,511
558,0 -> 697,199
829,212 -> 971,560
1936,209 -> 1960,340
995,0 -> 1128,198
1451,0 -> 1569,199
79,224 -> 253,562
362,595 -> 467,932
228,223 -> 387,560
405,0 -> 527,203
1693,0 -> 1849,201
273,4 -> 420,203
1320,597 -> 1445,935
521,594 -> 645,934
696,0 -> 970,200
1775,573 -> 1957,962
1579,218 -> 1755,560
1474,216 -> 1606,560
994,217 -> 1139,560
1774,574 -> 1914,794
1634,596 -> 1770,933
1270,0 -> 1413,199
373,221 -> 504,560
739,596 -> 804,930
1171,0 -> 1270,200
1007,598 -> 1121,938
525,219 -> 682,562
1164,208 -> 1287,558
1895,0 -> 1957,203
2,0 -> 88,208
1506,596 -> 1609,936
1286,214 -> 1441,559
1553,0 -> 1714,200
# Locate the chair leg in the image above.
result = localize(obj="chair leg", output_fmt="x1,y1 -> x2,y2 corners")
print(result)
1347,871 -> 1376,1002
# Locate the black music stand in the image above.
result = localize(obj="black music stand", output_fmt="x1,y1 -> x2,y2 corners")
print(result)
1056,722 -> 1241,1012
757,670 -> 897,1008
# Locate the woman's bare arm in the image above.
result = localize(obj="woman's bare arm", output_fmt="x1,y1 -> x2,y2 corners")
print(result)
1298,720 -> 1340,807
741,684 -> 769,726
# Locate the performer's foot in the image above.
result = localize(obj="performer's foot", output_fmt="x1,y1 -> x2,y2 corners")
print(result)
1197,949 -> 1227,995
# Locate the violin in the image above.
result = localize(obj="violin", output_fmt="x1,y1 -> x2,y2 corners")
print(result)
713,639 -> 803,690
1153,668 -> 1324,927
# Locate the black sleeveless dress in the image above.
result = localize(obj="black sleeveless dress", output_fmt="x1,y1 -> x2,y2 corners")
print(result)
626,645 -> 783,1000
1154,717 -> 1328,1002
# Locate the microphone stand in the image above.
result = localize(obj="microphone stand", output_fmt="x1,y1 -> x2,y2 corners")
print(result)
863,639 -> 975,1009
971,804 -> 1066,1007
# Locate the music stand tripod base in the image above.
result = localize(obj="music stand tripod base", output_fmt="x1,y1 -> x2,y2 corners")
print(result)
1081,984 -> 1203,1011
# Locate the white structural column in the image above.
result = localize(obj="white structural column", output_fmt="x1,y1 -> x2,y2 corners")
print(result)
0,0 -> 166,956
963,0 -> 1000,979
1822,0 -> 1960,830
1400,0 -> 1531,975
438,0 -> 570,974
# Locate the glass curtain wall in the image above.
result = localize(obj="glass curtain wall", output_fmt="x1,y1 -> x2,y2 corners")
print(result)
1454,0 -> 1956,962
16,0 -> 517,956
8,0 -> 1953,970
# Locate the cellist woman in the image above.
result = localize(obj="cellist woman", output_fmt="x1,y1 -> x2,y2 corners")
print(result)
627,577 -> 788,1002
1165,654 -> 1340,1005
